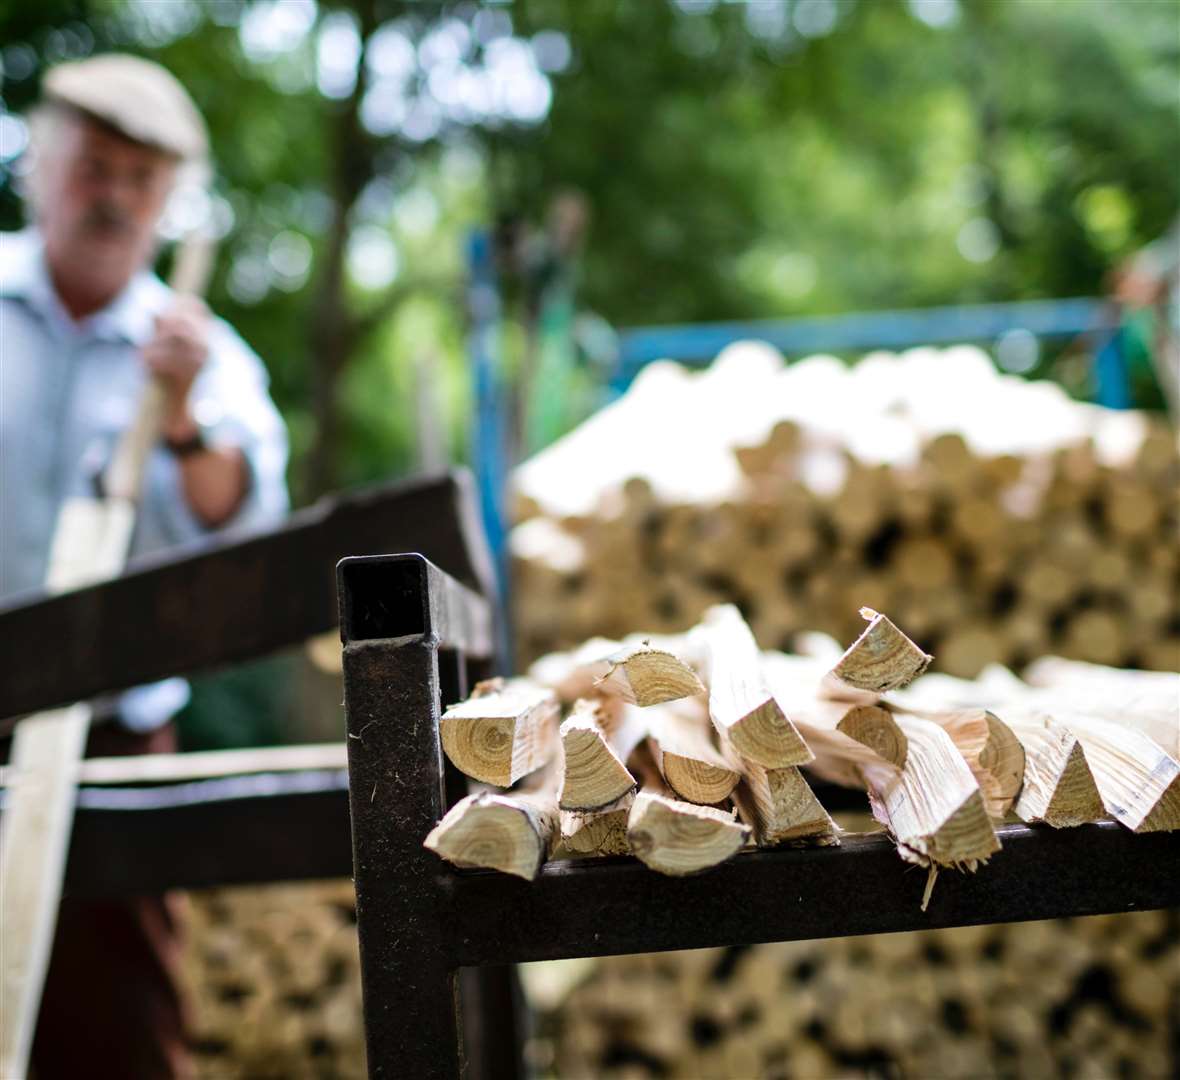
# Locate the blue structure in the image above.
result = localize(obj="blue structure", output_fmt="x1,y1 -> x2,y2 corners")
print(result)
611,297 -> 1119,392
468,243 -> 1130,614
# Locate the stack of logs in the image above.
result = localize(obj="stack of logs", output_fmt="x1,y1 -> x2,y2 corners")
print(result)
511,344 -> 1180,675
425,607 -> 1179,887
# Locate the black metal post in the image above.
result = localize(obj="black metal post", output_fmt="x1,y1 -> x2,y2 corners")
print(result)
340,554 -> 496,1080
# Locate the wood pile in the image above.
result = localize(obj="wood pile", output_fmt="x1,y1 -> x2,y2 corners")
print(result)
182,881 -> 365,1080
529,908 -> 1180,1079
424,607 -> 1180,887
510,343 -> 1180,676
179,885 -> 1180,1079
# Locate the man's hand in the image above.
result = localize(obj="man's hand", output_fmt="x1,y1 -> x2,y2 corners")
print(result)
143,296 -> 210,437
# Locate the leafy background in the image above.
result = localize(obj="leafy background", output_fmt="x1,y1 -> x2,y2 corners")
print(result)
2,0 -> 1176,743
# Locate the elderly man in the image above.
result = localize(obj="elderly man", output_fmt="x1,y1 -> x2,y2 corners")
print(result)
0,55 -> 288,1077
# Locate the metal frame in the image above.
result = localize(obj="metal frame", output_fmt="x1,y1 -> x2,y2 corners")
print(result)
0,471 -> 496,902
339,552 -> 1180,1080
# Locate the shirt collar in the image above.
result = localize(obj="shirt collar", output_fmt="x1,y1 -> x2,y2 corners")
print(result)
0,227 -> 170,347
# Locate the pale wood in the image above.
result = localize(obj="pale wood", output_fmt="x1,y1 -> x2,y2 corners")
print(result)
528,636 -> 622,704
646,697 -> 740,805
761,651 -> 998,868
556,793 -> 634,859
891,705 -> 1025,820
867,712 -> 1000,869
594,641 -> 705,706
0,705 -> 90,1080
1023,657 -> 1179,756
1004,711 -> 1106,828
731,762 -> 839,848
0,743 -> 347,789
0,233 -> 217,1080
822,608 -> 932,701
694,604 -> 813,768
1059,715 -> 1180,833
438,676 -> 559,787
423,788 -> 559,880
558,698 -> 643,811
626,787 -> 749,876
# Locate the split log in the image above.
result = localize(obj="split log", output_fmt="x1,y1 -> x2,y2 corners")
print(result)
646,698 -> 741,805
594,641 -> 705,706
1023,657 -> 1179,756
730,761 -> 839,847
762,653 -> 999,869
694,604 -> 813,768
1058,715 -> 1180,833
891,705 -> 1025,820
1003,711 -> 1106,828
423,788 -> 559,880
822,607 -> 932,701
558,698 -> 643,811
863,712 -> 1000,869
438,677 -> 559,787
528,636 -> 622,704
556,793 -> 634,859
626,785 -> 750,877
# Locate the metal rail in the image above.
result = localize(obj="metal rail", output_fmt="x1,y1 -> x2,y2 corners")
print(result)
338,553 -> 1180,1080
0,470 -> 495,721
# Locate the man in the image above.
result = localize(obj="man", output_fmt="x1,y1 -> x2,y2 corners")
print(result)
0,55 -> 289,1077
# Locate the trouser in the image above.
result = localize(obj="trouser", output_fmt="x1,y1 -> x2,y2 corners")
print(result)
2,720 -> 192,1080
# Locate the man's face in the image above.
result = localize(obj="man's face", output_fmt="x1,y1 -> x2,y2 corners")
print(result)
38,112 -> 177,292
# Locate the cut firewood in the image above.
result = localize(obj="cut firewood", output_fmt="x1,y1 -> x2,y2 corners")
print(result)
762,651 -> 998,869
528,636 -> 623,704
1059,715 -> 1180,833
694,605 -> 813,768
822,608 -> 932,701
646,698 -> 741,805
556,793 -> 634,859
438,677 -> 559,787
594,641 -> 705,706
890,705 -> 1026,820
866,712 -> 1000,868
423,787 -> 559,880
626,786 -> 750,877
1023,657 -> 1179,756
1003,711 -> 1105,827
731,761 -> 839,847
836,704 -> 909,768
558,698 -> 643,811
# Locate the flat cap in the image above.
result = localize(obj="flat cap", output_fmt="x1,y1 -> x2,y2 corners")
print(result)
43,53 -> 208,162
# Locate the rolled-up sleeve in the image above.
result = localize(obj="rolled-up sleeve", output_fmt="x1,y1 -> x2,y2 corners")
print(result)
137,319 -> 289,550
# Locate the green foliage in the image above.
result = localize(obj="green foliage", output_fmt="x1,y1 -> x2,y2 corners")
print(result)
3,0 -> 1177,495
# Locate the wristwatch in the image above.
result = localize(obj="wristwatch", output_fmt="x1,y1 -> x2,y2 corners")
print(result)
163,424 -> 209,458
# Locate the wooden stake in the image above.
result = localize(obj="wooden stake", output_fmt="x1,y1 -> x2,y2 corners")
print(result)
891,705 -> 1026,820
558,698 -> 643,811
731,762 -> 840,847
423,787 -> 559,880
626,786 -> 750,877
1023,657 -> 1179,756
438,677 -> 559,787
556,793 -> 634,859
646,698 -> 740,805
1059,715 -> 1180,833
694,604 -> 813,768
822,607 -> 932,701
1004,711 -> 1105,828
594,641 -> 705,706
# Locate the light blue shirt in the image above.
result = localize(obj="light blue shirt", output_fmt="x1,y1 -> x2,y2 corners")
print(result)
1,228 -> 290,730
